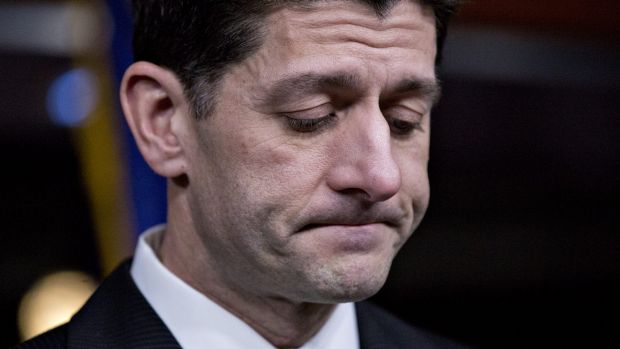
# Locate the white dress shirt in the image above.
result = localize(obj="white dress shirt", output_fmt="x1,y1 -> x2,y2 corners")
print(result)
130,225 -> 360,349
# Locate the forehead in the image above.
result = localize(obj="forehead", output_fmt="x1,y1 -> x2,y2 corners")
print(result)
222,0 -> 438,105
271,0 -> 436,43
257,1 -> 435,76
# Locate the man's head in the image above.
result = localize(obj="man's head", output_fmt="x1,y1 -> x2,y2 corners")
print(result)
132,0 -> 460,118
122,0 -> 460,307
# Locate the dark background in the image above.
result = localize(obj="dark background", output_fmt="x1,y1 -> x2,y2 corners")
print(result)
2,0 -> 619,347
374,1 -> 620,347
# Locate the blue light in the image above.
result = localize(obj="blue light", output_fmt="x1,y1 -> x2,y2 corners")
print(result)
46,68 -> 98,127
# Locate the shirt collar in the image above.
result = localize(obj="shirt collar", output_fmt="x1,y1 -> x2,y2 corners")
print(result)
130,225 -> 360,349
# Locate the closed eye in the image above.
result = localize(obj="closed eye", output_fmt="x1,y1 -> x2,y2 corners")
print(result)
280,103 -> 337,133
285,113 -> 337,133
387,117 -> 423,136
383,106 -> 425,137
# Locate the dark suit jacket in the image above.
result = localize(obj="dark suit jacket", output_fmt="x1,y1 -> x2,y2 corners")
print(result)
14,260 -> 468,349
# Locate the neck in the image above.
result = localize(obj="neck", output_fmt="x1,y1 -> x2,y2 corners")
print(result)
159,186 -> 336,347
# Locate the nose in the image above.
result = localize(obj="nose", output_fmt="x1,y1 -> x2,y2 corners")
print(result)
326,107 -> 401,203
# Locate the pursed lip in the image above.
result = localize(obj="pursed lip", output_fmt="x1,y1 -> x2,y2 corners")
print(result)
294,206 -> 409,237
296,222 -> 392,252
297,212 -> 403,233
298,221 -> 395,233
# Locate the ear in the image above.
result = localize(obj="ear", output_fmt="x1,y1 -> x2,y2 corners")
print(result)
120,62 -> 189,178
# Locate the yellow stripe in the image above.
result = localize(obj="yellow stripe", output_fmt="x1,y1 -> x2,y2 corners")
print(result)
68,1 -> 134,275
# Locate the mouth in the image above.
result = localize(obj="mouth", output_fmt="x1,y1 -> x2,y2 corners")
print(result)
296,222 -> 391,252
297,213 -> 402,232
298,221 -> 393,232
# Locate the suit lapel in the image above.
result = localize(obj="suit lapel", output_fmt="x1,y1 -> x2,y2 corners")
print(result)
356,301 -> 470,349
356,301 -> 397,349
66,260 -> 181,349
62,260 -> 465,348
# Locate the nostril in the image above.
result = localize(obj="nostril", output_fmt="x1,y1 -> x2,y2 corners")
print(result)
326,157 -> 401,203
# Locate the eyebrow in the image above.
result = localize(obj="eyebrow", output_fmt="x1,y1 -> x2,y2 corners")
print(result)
390,78 -> 442,106
256,71 -> 441,107
258,72 -> 362,106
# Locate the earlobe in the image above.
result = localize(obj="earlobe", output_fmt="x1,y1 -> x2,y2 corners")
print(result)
120,62 -> 189,178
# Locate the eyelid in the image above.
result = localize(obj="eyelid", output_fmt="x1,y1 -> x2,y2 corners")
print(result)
279,102 -> 335,120
283,112 -> 336,133
383,104 -> 426,119
382,96 -> 431,114
383,105 -> 426,136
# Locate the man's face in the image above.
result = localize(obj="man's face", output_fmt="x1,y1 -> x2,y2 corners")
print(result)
182,0 -> 437,303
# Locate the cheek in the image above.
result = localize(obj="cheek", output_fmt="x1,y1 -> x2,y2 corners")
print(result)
395,147 -> 430,204
244,141 -> 297,169
241,135 -> 332,187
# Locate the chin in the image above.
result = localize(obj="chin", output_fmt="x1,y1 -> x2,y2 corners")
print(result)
321,282 -> 385,304
305,258 -> 393,304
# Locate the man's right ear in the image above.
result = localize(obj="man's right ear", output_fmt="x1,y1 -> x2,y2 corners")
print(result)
120,62 -> 189,178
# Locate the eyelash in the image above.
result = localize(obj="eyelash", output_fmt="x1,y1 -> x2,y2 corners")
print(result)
285,112 -> 337,133
282,110 -> 424,136
387,117 -> 424,136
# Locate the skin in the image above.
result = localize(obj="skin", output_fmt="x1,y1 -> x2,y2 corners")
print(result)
121,1 -> 438,347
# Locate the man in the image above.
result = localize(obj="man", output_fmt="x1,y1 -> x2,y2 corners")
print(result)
17,0 -> 466,348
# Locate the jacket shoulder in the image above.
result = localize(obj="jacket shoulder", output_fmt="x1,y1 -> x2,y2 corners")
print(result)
12,324 -> 67,349
356,301 -> 471,349
14,260 -> 180,349
65,260 -> 181,348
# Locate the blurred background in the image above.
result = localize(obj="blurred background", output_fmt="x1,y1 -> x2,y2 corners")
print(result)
1,0 -> 618,347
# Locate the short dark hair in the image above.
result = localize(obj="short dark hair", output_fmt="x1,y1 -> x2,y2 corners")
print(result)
132,0 -> 462,118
